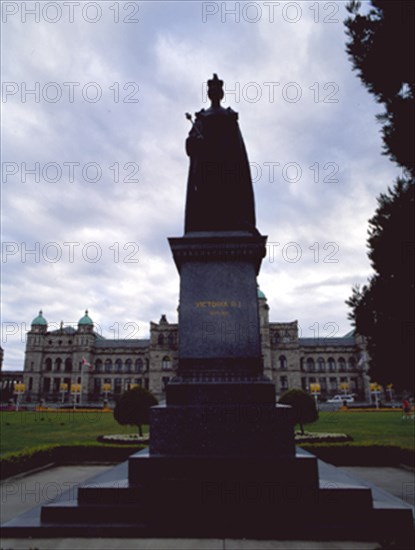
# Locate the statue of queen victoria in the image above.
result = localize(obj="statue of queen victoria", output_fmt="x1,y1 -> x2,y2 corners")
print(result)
184,74 -> 258,234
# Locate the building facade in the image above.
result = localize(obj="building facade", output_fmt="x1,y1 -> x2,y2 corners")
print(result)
20,290 -> 370,403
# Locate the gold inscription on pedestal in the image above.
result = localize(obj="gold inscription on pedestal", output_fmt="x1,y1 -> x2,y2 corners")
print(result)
195,301 -> 242,308
195,300 -> 241,317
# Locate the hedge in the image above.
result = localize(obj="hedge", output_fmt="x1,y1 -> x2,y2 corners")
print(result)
300,444 -> 415,467
0,444 -> 144,480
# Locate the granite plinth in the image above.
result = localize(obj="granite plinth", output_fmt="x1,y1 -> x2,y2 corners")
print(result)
169,233 -> 266,377
165,376 -> 276,405
169,232 -> 267,274
148,403 -> 295,456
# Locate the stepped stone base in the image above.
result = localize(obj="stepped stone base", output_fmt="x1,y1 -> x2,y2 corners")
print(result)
3,450 -> 413,546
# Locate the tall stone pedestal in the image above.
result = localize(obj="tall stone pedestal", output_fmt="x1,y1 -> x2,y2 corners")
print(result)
149,231 -> 295,457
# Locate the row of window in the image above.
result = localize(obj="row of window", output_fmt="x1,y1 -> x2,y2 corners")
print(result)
271,331 -> 293,344
231,374 -> 359,394
95,356 -> 173,372
276,356 -> 357,371
44,358 -> 72,372
42,355 -> 357,374
42,357 -> 153,373
95,358 -> 148,373
157,333 -> 176,346
300,356 -> 356,372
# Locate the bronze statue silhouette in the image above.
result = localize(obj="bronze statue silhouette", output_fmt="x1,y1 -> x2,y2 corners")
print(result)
184,74 -> 257,234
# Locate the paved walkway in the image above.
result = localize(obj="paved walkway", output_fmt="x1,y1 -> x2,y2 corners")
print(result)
1,462 -> 413,549
342,466 -> 414,509
0,537 -> 384,549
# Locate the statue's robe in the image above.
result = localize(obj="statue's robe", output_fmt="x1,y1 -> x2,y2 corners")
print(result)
184,106 -> 257,233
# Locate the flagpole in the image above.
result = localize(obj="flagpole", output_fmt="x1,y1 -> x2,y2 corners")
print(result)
80,357 -> 92,406
80,361 -> 83,406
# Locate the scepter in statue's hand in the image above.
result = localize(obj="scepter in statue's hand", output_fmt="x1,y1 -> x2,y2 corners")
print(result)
185,112 -> 204,139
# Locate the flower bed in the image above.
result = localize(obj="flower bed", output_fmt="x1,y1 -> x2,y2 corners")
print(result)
97,432 -> 351,445
97,434 -> 149,445
295,431 -> 352,444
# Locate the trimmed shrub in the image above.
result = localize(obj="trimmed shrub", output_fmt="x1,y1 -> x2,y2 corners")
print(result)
114,387 -> 158,437
279,388 -> 318,434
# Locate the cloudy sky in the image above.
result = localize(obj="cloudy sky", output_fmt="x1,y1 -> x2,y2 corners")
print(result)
2,1 -> 400,370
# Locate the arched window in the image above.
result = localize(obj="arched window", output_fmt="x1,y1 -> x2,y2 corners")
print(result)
317,357 -> 325,372
162,356 -> 171,370
278,355 -> 287,369
64,358 -> 72,372
273,331 -> 280,345
55,358 -> 62,372
115,358 -> 123,373
95,359 -> 103,373
45,358 -> 52,372
158,333 -> 164,345
338,357 -> 346,372
306,358 -> 315,372
168,333 -> 175,347
348,357 -> 356,371
105,359 -> 112,373
328,357 -> 336,372
125,358 -> 133,373
135,358 -> 143,372
280,376 -> 288,390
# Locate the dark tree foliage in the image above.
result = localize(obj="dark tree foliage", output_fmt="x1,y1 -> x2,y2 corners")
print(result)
113,386 -> 158,437
278,389 -> 318,435
345,0 -> 414,175
344,1 -> 414,393
346,180 -> 414,392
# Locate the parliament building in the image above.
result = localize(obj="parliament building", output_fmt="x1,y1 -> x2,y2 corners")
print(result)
20,287 -> 370,403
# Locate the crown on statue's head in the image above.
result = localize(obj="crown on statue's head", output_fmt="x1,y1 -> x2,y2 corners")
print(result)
207,73 -> 223,88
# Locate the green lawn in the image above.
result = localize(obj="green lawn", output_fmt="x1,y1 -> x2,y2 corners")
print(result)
0,410 -> 142,456
1,410 -> 413,456
305,410 -> 414,449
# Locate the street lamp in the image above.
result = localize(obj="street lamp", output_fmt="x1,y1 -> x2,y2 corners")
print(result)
370,382 -> 382,408
309,383 -> 321,409
71,383 -> 81,408
13,383 -> 26,412
340,382 -> 349,396
386,383 -> 394,402
102,383 -> 111,405
60,383 -> 68,404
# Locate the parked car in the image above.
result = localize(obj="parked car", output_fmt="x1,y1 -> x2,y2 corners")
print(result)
327,394 -> 355,404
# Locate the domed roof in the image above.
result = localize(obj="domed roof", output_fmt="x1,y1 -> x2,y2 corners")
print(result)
78,310 -> 93,325
31,310 -> 47,326
257,286 -> 266,300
